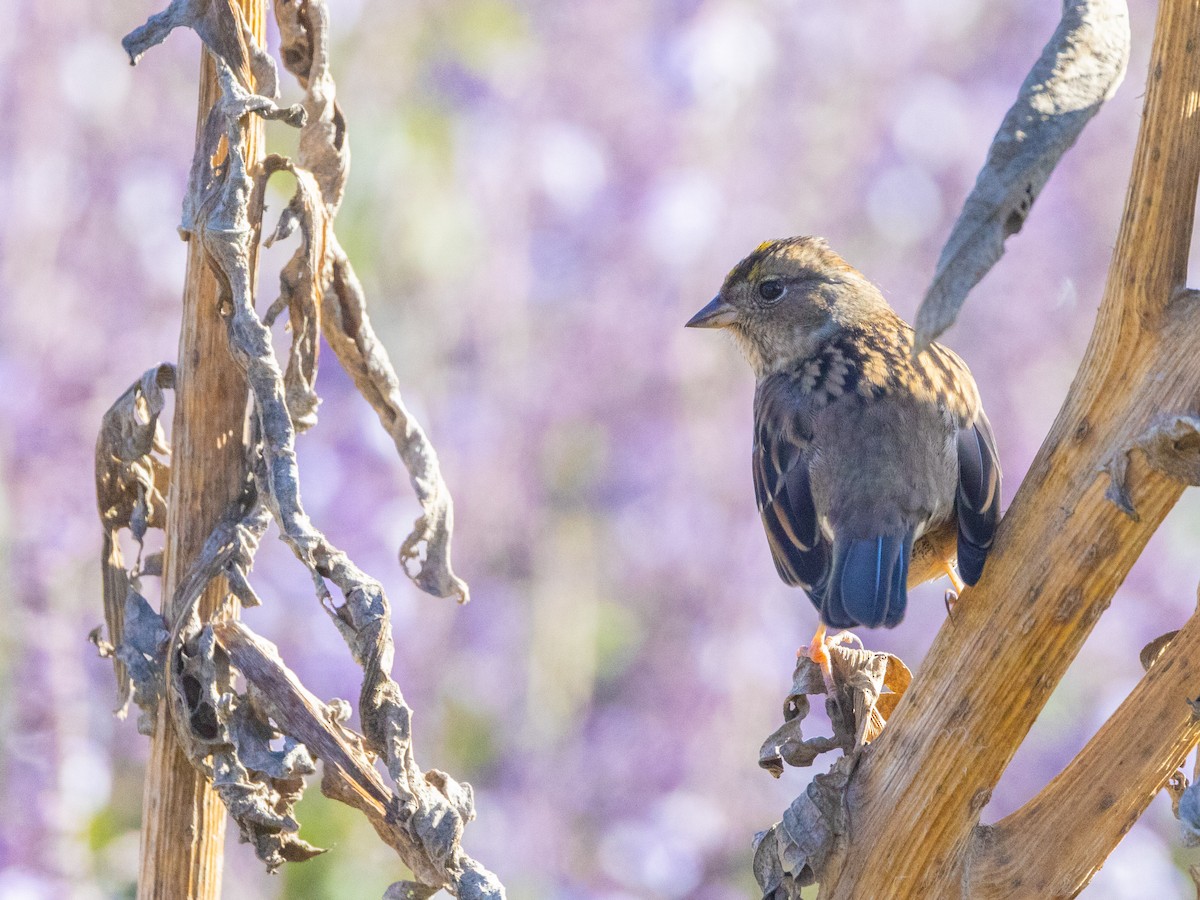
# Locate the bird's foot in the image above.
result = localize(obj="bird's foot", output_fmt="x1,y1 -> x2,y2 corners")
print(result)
942,562 -> 965,620
800,625 -> 862,692
944,562 -> 966,595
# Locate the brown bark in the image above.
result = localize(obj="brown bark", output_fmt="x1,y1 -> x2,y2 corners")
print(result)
823,0 -> 1200,896
136,3 -> 265,896
971,612 -> 1200,898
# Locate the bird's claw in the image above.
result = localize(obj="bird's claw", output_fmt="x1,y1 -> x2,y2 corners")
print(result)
944,588 -> 959,620
801,627 -> 862,692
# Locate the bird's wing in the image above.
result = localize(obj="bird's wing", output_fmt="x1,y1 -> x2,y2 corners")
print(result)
754,377 -> 909,629
752,375 -> 830,593
954,407 -> 1002,585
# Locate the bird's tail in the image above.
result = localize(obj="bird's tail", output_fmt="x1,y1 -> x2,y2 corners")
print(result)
819,533 -> 913,629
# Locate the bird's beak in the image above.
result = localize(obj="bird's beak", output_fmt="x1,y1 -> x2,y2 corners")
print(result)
686,295 -> 739,329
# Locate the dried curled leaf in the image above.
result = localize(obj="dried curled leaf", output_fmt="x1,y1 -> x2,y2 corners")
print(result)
213,620 -> 394,818
272,0 -> 469,604
915,0 -> 1130,348
831,646 -> 912,747
115,587 -> 171,736
121,480 -> 313,870
96,363 -> 174,545
214,619 -> 500,895
95,363 -> 174,714
1178,777 -> 1200,848
759,658 -> 837,776
759,644 -> 911,776
753,755 -> 855,897
169,624 -> 325,870
181,61 -> 304,241
755,643 -> 910,895
325,256 -> 470,603
1102,414 -> 1200,520
261,156 -> 329,432
123,0 -> 256,89
274,0 -> 349,212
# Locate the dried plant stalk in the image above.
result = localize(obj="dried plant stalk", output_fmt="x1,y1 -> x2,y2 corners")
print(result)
130,2 -> 267,893
103,0 -> 503,895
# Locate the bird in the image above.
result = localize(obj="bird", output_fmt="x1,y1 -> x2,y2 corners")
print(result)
686,236 -> 1001,668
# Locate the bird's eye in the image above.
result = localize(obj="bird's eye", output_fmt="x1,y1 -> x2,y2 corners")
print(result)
758,279 -> 785,302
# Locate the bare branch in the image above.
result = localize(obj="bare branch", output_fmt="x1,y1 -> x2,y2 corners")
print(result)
969,604 -> 1200,897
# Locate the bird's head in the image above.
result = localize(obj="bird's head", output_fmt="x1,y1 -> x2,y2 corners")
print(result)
687,236 -> 889,376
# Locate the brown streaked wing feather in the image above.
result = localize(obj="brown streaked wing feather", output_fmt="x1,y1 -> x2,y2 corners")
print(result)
752,375 -> 827,590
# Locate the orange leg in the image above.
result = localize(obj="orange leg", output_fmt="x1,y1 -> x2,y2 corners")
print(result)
944,562 -> 965,594
801,624 -> 861,691
806,623 -> 831,680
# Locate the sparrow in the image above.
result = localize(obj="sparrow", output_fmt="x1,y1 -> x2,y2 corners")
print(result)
687,236 -> 1001,648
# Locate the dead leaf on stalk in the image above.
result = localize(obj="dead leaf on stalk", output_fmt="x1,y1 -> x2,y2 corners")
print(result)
753,755 -> 854,897
274,0 -> 350,212
830,646 -> 912,747
261,156 -> 329,432
114,587 -> 170,736
759,644 -> 911,776
113,0 -> 499,891
1177,777 -> 1200,848
169,624 -> 325,870
914,0 -> 1130,349
123,0 -> 256,90
96,363 -> 173,541
95,363 -> 174,714
755,642 -> 910,896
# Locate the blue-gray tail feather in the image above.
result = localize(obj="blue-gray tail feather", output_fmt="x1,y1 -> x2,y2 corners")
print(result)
814,532 -> 912,629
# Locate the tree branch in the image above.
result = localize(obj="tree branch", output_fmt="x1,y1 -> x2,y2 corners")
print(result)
821,0 -> 1200,895
970,610 -> 1200,897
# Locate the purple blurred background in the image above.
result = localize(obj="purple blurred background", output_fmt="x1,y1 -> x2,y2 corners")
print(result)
2,0 -> 1199,897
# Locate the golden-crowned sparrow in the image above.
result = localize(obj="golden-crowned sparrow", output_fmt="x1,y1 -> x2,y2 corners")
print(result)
687,236 -> 1001,635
